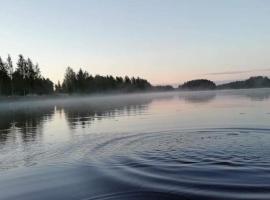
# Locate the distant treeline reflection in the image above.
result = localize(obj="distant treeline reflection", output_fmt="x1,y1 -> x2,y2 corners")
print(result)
0,96 -> 155,145
1,90 -> 269,146
0,106 -> 54,145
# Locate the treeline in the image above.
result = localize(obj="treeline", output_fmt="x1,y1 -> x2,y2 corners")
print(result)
55,67 -> 152,94
0,54 -> 153,96
3,54 -> 269,96
0,55 -> 53,95
178,76 -> 270,91
217,76 -> 270,89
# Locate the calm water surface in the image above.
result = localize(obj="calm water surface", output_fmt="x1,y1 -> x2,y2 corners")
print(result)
1,89 -> 270,200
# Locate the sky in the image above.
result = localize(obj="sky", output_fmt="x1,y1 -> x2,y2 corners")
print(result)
0,0 -> 270,85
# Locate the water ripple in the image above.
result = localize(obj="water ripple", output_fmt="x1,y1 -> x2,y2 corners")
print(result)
77,128 -> 270,200
85,191 -> 184,200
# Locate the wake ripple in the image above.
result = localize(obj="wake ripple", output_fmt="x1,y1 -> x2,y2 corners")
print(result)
80,128 -> 270,200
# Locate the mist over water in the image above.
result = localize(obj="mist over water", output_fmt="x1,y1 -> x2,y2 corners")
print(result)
1,89 -> 270,200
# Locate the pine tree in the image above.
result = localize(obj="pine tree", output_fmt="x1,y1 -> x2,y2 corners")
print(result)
6,55 -> 13,95
0,56 -> 11,95
63,67 -> 76,93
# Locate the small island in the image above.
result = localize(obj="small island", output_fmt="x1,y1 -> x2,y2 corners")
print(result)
179,79 -> 216,90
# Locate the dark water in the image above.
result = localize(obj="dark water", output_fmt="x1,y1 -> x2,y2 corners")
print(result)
1,89 -> 270,200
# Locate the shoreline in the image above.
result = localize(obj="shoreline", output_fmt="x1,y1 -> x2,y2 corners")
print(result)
0,87 -> 270,103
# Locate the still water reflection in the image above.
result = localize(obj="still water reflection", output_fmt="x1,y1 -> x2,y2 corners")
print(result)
0,89 -> 270,200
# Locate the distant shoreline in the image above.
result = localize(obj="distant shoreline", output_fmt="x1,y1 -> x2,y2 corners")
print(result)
1,87 -> 270,104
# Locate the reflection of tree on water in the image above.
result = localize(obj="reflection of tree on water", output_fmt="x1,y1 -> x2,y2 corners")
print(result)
0,94 -> 173,146
218,88 -> 270,101
57,97 -> 153,130
1,89 -> 269,146
0,129 -> 9,146
0,106 -> 55,146
243,90 -> 270,101
179,91 -> 217,103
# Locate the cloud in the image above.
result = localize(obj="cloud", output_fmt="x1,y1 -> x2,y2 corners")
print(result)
205,68 -> 270,76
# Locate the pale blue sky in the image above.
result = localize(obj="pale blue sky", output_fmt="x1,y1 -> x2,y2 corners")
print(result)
0,0 -> 270,85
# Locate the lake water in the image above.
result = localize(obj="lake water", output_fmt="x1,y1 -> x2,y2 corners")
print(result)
0,89 -> 270,200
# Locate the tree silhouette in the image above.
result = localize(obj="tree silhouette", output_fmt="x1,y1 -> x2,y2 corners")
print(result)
180,79 -> 216,90
0,54 -> 54,96
60,67 -> 152,94
0,56 -> 10,95
6,55 -> 14,95
62,67 -> 76,93
0,54 -> 175,96
218,76 -> 270,89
